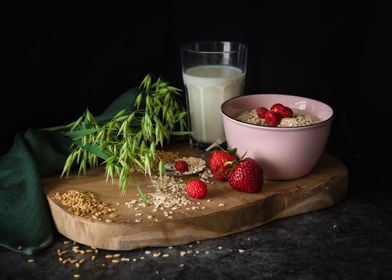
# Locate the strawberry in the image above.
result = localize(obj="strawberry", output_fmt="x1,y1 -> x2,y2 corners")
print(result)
174,160 -> 189,173
186,179 -> 208,199
279,106 -> 294,118
208,149 -> 237,181
270,103 -> 293,118
264,110 -> 282,127
228,158 -> 263,193
256,106 -> 269,118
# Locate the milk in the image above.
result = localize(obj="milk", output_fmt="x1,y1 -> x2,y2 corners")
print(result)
183,65 -> 245,144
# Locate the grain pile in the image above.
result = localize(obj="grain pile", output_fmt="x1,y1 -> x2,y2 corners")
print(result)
147,175 -> 193,209
52,190 -> 117,222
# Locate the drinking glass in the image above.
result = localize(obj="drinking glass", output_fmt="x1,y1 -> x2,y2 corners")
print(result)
180,41 -> 248,148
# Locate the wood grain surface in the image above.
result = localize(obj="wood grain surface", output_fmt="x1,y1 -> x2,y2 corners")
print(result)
42,142 -> 348,251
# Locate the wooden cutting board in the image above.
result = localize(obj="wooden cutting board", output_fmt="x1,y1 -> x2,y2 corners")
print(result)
42,142 -> 348,251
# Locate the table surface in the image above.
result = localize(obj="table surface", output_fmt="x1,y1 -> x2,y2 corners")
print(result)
1,174 -> 392,280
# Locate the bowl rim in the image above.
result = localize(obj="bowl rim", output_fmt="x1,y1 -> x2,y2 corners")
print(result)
221,93 -> 335,130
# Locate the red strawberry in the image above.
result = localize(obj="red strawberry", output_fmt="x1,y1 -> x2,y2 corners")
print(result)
264,110 -> 282,127
186,179 -> 207,199
174,160 -> 189,173
208,149 -> 237,181
228,158 -> 263,193
270,103 -> 294,118
256,106 -> 269,118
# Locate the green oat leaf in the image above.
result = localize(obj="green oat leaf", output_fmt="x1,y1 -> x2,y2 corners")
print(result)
63,128 -> 101,139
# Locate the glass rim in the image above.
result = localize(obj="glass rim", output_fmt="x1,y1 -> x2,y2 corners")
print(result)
180,41 -> 247,54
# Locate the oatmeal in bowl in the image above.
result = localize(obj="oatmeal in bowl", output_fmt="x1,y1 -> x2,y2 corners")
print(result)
236,108 -> 320,127
221,94 -> 334,180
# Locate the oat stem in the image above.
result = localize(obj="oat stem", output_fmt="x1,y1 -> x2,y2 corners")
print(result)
59,74 -> 190,193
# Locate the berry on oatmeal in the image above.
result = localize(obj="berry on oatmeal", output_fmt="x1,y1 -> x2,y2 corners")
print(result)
174,160 -> 189,173
256,107 -> 269,119
264,111 -> 282,127
270,103 -> 293,118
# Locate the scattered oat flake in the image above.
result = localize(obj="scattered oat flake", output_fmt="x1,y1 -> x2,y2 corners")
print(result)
218,203 -> 225,207
180,251 -> 186,257
162,254 -> 169,258
179,264 -> 184,267
73,274 -> 80,279
145,250 -> 151,255
238,249 -> 245,253
147,176 -> 193,209
218,246 -> 223,250
27,259 -> 34,263
153,252 -> 162,257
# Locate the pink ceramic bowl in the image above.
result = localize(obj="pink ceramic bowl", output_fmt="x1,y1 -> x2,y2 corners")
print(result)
221,94 -> 334,180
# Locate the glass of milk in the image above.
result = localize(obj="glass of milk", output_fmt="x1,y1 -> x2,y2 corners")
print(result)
180,41 -> 248,148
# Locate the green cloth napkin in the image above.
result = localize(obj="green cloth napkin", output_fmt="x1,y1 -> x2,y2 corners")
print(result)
0,87 -> 138,255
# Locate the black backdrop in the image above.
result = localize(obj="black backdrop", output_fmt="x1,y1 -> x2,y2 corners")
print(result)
3,2 -> 387,204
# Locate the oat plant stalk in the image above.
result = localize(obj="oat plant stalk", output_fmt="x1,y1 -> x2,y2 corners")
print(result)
55,74 -> 189,195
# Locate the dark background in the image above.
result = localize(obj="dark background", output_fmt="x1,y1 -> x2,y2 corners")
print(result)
3,2 -> 388,207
